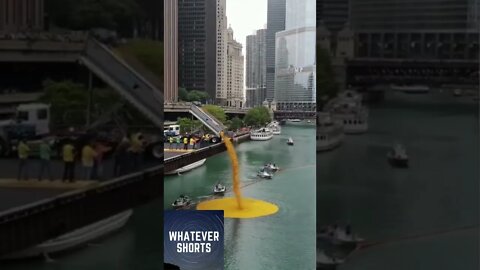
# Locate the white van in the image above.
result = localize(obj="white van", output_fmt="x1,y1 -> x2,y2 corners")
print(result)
164,125 -> 180,136
16,103 -> 51,136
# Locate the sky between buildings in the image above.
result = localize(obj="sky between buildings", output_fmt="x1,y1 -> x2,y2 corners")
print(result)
226,0 -> 268,90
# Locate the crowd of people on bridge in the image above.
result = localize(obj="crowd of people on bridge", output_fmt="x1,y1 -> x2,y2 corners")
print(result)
165,133 -> 217,150
15,132 -> 148,183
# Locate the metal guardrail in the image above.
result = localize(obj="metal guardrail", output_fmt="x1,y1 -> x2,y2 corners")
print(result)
164,133 -> 250,172
188,104 -> 226,136
82,38 -> 163,128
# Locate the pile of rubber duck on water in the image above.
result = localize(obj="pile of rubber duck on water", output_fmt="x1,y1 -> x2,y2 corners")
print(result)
317,224 -> 365,269
171,162 -> 281,208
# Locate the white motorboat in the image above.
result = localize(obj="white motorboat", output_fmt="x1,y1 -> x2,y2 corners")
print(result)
1,210 -> 133,259
267,122 -> 281,135
317,226 -> 365,247
250,128 -> 273,141
213,183 -> 226,195
263,163 -> 279,172
453,88 -> 462,97
387,143 -> 409,167
172,195 -> 191,209
257,169 -> 273,179
317,113 -> 343,152
165,159 -> 206,175
288,119 -> 301,122
287,137 -> 294,145
316,250 -> 344,269
390,84 -> 430,94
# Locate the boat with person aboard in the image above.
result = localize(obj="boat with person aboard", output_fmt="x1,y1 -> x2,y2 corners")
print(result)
257,169 -> 273,179
213,183 -> 226,195
387,143 -> 409,168
287,137 -> 294,145
263,163 -> 279,172
172,195 -> 192,209
317,224 -> 365,248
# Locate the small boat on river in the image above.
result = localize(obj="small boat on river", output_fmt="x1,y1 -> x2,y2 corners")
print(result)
387,143 -> 409,168
1,210 -> 133,260
172,195 -> 192,209
391,84 -> 430,94
165,159 -> 206,175
257,169 -> 273,179
287,137 -> 294,145
263,163 -> 279,172
317,225 -> 365,247
316,250 -> 345,269
213,183 -> 226,195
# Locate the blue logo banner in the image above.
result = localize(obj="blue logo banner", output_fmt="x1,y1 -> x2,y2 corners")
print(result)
164,210 -> 224,270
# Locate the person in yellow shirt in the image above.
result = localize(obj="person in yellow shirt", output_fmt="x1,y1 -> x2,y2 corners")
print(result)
62,140 -> 76,182
189,137 -> 195,149
129,133 -> 144,154
81,142 -> 97,180
168,136 -> 174,149
183,136 -> 188,150
17,139 -> 30,181
126,132 -> 145,171
204,134 -> 210,146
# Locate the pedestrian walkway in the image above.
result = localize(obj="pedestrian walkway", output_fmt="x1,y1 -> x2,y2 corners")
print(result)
0,179 -> 98,189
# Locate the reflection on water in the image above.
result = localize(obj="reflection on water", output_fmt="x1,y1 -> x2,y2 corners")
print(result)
317,90 -> 479,270
167,125 -> 316,270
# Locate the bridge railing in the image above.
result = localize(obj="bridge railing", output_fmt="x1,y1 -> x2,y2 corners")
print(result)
165,133 -> 250,172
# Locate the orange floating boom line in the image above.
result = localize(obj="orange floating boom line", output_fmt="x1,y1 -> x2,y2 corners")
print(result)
220,132 -> 243,209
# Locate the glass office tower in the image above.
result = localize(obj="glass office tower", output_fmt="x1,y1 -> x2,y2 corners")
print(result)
274,0 -> 316,111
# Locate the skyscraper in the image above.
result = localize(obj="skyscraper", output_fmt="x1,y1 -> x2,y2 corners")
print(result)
215,0 -> 228,105
274,0 -> 316,111
246,28 -> 267,89
266,0 -> 286,102
164,0 -> 178,102
178,0 -> 217,99
246,34 -> 257,88
254,29 -> 267,89
226,27 -> 244,108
